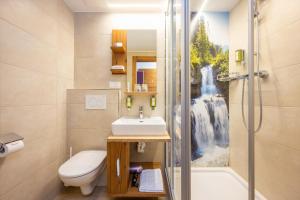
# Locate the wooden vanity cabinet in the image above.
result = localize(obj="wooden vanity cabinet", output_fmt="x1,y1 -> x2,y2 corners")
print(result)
106,134 -> 171,197
107,142 -> 130,194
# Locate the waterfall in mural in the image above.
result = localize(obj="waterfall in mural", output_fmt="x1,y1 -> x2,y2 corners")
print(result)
191,65 -> 229,166
200,66 -> 217,95
174,11 -> 230,167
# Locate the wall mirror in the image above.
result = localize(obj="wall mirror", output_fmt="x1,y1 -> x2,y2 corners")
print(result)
127,30 -> 157,92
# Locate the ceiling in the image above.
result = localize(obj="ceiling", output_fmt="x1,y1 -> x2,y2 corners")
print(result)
64,0 -> 240,13
64,0 -> 168,12
191,0 -> 240,12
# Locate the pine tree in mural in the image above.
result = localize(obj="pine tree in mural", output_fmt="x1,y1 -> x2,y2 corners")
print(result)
191,19 -> 212,68
191,18 -> 229,99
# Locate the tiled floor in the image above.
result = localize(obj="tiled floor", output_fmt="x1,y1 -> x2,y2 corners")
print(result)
54,186 -> 169,200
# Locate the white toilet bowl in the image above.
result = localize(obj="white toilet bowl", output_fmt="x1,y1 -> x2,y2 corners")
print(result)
58,150 -> 106,195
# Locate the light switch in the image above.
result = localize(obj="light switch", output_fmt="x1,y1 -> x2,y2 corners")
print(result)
85,95 -> 106,110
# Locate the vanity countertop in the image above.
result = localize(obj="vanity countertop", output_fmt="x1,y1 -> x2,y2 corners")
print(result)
107,132 -> 170,142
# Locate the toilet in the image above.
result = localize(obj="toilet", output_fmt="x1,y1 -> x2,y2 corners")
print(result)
58,150 -> 107,195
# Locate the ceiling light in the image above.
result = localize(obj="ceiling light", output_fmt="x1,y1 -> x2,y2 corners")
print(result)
107,3 -> 161,9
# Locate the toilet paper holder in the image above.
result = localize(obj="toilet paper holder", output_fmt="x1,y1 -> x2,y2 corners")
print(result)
0,133 -> 24,153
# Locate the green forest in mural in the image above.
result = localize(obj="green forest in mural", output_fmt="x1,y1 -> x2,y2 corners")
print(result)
191,19 -> 229,100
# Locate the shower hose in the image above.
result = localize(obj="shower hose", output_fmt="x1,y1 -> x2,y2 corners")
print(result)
241,10 -> 263,133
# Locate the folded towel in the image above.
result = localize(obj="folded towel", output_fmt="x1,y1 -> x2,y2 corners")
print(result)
111,65 -> 125,70
113,42 -> 123,47
139,169 -> 164,192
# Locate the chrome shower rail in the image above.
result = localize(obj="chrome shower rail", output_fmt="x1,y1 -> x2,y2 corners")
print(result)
217,70 -> 269,82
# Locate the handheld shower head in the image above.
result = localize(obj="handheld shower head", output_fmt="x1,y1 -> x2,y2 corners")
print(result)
254,0 -> 260,18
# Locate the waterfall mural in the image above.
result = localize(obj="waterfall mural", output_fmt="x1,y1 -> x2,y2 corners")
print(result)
191,65 -> 229,166
175,12 -> 230,167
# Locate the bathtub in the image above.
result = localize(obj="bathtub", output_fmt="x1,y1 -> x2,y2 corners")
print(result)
174,167 -> 267,200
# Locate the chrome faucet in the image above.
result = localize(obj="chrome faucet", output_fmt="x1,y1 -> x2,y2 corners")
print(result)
139,106 -> 144,119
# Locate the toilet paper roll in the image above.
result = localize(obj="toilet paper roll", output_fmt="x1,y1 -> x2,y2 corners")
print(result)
0,140 -> 24,158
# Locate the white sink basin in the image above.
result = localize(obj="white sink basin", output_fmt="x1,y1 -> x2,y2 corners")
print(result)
112,117 -> 166,136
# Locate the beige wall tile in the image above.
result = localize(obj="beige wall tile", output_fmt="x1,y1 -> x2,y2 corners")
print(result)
75,33 -> 111,58
57,30 -> 74,80
74,57 -> 115,89
229,103 -> 248,180
57,55 -> 74,80
0,63 -> 57,106
68,103 -> 118,130
0,19 -> 58,75
67,89 -> 119,105
68,128 -> 109,154
256,106 -> 300,150
0,105 -> 57,142
57,0 -> 74,34
266,20 -> 300,69
258,0 -> 300,37
0,1 -> 74,199
273,64 -> 300,107
0,160 -> 62,200
0,0 -> 58,47
130,143 -> 164,163
57,78 -> 74,104
255,137 -> 300,200
75,13 -> 113,35
57,103 -> 68,162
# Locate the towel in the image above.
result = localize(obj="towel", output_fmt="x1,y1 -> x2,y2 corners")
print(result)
111,65 -> 125,70
139,169 -> 164,192
113,42 -> 123,47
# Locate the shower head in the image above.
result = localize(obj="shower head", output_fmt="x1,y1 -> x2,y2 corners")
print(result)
254,0 -> 267,15
254,0 -> 260,18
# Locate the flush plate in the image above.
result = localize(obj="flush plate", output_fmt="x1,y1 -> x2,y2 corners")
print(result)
85,95 -> 106,110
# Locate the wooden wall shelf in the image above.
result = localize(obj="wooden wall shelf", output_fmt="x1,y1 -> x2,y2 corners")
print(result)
124,91 -> 157,96
111,69 -> 126,75
111,46 -> 126,54
111,30 -> 127,75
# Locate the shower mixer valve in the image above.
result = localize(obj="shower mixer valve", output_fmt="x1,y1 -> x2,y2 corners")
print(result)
217,70 -> 269,82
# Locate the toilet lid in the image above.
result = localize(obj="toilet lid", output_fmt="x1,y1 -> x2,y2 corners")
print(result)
59,150 -> 106,178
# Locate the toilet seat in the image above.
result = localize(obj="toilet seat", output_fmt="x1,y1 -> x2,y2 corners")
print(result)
59,150 -> 106,179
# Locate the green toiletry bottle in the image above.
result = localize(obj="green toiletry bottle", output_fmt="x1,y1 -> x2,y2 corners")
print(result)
150,96 -> 156,110
126,96 -> 132,109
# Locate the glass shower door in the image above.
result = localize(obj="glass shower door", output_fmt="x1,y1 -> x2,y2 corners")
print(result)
166,0 -> 184,199
173,0 -> 184,198
167,0 -> 267,200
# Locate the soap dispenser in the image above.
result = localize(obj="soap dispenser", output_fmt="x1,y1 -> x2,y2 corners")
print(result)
235,49 -> 245,63
150,96 -> 156,110
126,96 -> 132,110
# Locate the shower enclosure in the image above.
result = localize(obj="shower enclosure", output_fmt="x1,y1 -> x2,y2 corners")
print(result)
164,0 -> 292,199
